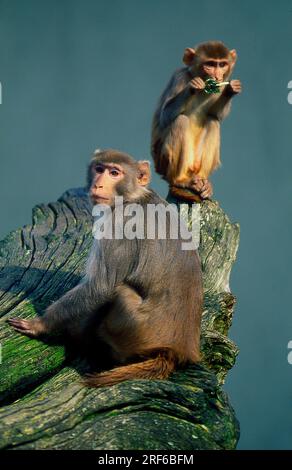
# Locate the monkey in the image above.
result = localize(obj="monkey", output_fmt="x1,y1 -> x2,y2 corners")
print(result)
8,149 -> 203,387
151,40 -> 242,202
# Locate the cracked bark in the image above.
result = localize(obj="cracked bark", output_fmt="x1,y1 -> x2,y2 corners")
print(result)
0,188 -> 240,450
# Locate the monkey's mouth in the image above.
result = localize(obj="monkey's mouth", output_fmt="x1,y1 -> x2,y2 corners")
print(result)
90,195 -> 110,203
209,77 -> 223,83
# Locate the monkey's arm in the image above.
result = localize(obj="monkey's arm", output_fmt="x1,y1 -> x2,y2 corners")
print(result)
208,80 -> 241,120
207,88 -> 233,121
159,71 -> 191,127
42,281 -> 106,335
8,280 -> 108,338
160,87 -> 192,127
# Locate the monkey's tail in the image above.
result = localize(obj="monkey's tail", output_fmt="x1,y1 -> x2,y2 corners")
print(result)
83,348 -> 178,388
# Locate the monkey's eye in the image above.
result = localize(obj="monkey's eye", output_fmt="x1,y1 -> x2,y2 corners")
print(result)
204,61 -> 216,67
95,165 -> 104,173
109,169 -> 121,178
219,62 -> 228,68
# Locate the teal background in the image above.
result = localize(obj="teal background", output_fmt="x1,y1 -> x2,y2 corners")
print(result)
0,0 -> 291,449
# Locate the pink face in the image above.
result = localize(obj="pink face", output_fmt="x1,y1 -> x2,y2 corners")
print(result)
201,59 -> 230,82
90,163 -> 124,205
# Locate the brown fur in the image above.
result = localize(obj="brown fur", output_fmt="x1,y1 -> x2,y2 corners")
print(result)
8,150 -> 203,388
170,186 -> 203,203
151,41 -> 237,187
84,348 -> 177,387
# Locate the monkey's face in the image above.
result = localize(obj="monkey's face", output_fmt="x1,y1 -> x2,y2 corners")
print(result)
200,59 -> 230,82
89,162 -> 125,206
88,150 -> 151,206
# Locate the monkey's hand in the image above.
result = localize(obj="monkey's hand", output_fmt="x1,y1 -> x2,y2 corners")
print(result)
7,317 -> 46,338
189,77 -> 205,93
228,79 -> 242,95
191,177 -> 213,199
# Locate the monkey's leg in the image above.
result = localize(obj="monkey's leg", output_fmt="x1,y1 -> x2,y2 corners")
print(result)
99,284 -> 144,362
86,290 -> 180,387
102,288 -> 182,361
162,115 -> 196,185
162,116 -> 212,200
189,119 -> 219,199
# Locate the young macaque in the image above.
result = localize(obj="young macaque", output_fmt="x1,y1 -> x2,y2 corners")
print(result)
8,149 -> 203,387
151,40 -> 242,201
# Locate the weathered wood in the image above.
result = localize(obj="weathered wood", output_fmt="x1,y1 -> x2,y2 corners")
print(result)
0,366 -> 238,450
0,188 -> 240,450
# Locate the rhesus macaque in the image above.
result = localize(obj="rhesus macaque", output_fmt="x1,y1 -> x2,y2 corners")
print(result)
8,149 -> 203,387
151,40 -> 242,201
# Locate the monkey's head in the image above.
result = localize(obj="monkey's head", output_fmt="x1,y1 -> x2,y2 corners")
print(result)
87,149 -> 151,206
183,41 -> 237,82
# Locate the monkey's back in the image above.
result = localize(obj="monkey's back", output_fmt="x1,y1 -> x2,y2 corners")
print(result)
122,191 -> 203,363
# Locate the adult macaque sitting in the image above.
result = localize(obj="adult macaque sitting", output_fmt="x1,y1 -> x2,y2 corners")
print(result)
8,149 -> 203,387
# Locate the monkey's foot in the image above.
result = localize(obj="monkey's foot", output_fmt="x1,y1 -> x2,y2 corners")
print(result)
7,317 -> 45,338
170,186 -> 202,202
191,178 -> 213,199
170,178 -> 213,202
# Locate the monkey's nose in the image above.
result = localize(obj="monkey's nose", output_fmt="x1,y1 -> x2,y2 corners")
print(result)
91,187 -> 102,196
215,73 -> 223,81
93,183 -> 103,189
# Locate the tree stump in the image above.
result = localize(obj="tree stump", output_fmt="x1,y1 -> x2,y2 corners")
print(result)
0,188 -> 240,450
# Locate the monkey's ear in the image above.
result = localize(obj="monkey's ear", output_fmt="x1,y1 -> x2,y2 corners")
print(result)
137,161 -> 151,186
183,48 -> 196,65
229,49 -> 237,64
